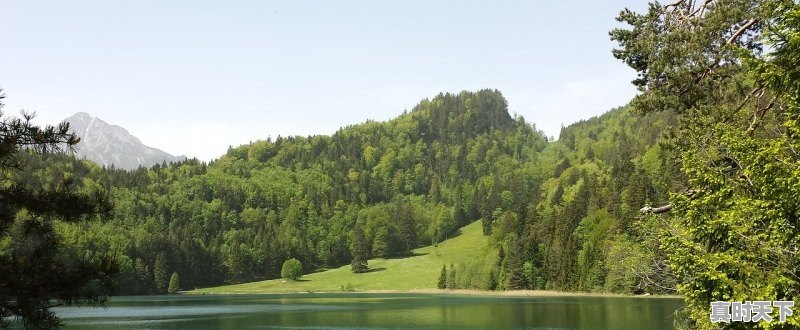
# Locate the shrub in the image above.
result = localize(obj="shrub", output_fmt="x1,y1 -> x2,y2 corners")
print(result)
168,272 -> 180,294
280,258 -> 303,280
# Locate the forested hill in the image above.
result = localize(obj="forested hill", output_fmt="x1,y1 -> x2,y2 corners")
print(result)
23,89 -> 680,295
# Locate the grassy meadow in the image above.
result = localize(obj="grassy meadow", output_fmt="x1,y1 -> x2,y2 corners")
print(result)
192,220 -> 491,293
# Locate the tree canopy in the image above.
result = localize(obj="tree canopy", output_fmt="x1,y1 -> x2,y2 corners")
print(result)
0,90 -> 115,329
612,0 -> 800,327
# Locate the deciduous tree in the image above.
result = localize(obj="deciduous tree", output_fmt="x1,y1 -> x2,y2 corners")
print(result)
280,258 -> 303,280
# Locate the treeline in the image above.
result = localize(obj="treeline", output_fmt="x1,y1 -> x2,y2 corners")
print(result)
15,89 -> 681,295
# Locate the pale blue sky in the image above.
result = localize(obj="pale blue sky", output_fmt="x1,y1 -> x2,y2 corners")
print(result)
0,1 -> 646,161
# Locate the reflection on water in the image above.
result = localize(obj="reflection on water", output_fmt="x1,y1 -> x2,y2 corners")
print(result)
47,293 -> 683,329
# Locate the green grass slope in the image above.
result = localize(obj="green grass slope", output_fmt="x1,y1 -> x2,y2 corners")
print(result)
193,220 -> 489,293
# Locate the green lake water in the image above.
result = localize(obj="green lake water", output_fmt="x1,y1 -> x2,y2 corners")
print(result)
47,293 -> 683,329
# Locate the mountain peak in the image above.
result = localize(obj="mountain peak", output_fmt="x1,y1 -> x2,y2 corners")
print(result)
68,111 -> 93,119
64,112 -> 186,170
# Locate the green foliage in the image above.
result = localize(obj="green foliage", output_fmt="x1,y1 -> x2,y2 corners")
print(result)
280,258 -> 303,281
486,268 -> 498,291
437,264 -> 447,289
522,261 -> 538,290
351,223 -> 369,273
603,236 -> 650,294
575,210 -> 614,292
447,264 -> 457,290
613,0 -> 800,327
339,283 -> 355,292
0,94 -> 116,329
153,253 -> 170,294
168,272 -> 180,294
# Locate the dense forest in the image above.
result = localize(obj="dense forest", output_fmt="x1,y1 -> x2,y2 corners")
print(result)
4,0 -> 799,328
8,89 -> 680,297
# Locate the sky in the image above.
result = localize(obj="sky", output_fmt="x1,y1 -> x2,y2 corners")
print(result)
0,1 -> 647,162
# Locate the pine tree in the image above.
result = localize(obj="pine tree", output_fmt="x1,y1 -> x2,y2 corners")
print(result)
350,223 -> 369,273
168,272 -> 180,294
452,186 -> 468,226
505,238 -> 527,290
394,196 -> 416,254
493,246 -> 505,290
153,253 -> 169,294
486,268 -> 498,291
0,96 -> 115,329
437,264 -> 447,289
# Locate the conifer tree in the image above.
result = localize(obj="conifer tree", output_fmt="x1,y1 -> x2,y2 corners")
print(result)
153,253 -> 169,294
0,92 -> 115,329
168,272 -> 180,294
437,264 -> 447,289
350,223 -> 369,273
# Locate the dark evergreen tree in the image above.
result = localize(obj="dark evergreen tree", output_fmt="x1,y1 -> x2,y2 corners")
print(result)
350,223 -> 369,273
394,196 -> 416,254
452,185 -> 468,226
437,264 -> 447,289
505,238 -> 527,290
153,253 -> 169,294
0,95 -> 115,329
486,268 -> 498,291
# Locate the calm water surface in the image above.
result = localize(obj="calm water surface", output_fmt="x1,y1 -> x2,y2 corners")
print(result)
48,293 -> 683,330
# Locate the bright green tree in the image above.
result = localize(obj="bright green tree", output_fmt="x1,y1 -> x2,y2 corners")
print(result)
612,0 -> 800,327
280,258 -> 303,280
168,272 -> 180,294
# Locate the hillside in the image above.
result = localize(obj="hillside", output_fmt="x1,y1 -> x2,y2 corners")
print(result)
10,89 -> 680,297
46,89 -> 550,295
194,220 -> 489,293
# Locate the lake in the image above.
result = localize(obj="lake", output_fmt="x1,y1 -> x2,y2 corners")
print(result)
48,293 -> 683,329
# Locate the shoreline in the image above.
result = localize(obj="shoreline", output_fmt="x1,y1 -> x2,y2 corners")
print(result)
189,288 -> 681,299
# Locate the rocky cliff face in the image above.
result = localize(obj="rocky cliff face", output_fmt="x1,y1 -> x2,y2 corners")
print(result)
65,112 -> 186,170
